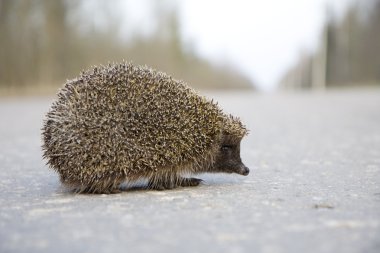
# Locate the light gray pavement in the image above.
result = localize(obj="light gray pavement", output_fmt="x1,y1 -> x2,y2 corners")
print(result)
0,88 -> 379,253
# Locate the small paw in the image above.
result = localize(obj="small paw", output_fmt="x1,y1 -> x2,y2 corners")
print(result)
180,177 -> 203,187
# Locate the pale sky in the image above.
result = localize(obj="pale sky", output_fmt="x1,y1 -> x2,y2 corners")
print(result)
115,0 -> 353,91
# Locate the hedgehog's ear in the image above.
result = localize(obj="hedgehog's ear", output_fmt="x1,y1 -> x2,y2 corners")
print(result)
221,131 -> 241,145
223,114 -> 248,138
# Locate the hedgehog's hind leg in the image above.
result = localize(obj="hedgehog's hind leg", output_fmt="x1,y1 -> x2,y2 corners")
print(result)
69,183 -> 122,194
60,176 -> 124,194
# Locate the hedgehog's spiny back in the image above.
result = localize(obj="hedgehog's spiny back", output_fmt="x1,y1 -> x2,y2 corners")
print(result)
42,62 -> 224,186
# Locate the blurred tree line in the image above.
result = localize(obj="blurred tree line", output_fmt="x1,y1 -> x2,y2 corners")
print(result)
0,0 -> 253,95
281,0 -> 380,89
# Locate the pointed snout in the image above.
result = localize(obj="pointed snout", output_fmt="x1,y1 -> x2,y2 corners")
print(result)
237,164 -> 250,176
241,166 -> 250,176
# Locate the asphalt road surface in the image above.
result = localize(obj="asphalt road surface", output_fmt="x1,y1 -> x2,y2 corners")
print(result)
0,88 -> 379,253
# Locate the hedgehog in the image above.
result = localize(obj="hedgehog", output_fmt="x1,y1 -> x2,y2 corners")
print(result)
42,62 -> 249,193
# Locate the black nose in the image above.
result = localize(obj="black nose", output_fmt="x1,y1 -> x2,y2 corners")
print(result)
241,166 -> 249,176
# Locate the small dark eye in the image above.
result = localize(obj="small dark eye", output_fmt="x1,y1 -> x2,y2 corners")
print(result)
221,145 -> 232,151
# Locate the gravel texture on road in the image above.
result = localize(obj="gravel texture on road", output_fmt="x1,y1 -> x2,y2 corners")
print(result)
0,88 -> 379,253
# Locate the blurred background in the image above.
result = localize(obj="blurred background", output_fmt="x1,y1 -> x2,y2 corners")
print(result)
0,0 -> 379,95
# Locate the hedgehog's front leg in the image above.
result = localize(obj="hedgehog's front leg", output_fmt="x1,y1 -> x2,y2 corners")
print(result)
147,175 -> 177,190
179,177 -> 203,187
147,175 -> 202,190
147,179 -> 176,190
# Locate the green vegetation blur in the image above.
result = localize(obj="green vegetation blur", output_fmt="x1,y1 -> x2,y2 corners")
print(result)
0,0 -> 254,96
281,1 -> 380,89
